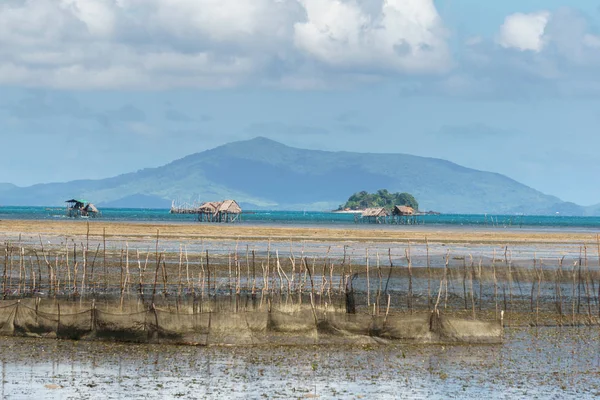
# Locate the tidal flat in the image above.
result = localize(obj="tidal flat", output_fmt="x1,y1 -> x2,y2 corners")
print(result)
0,327 -> 599,399
1,220 -> 600,398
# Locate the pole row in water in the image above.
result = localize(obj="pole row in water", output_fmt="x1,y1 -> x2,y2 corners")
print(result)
2,230 -> 600,325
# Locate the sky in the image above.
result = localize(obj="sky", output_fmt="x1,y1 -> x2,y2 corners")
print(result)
1,0 -> 600,205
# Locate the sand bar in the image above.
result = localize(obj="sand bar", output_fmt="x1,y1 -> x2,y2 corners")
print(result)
0,219 -> 599,245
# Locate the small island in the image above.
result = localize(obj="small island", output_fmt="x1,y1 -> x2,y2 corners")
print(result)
336,189 -> 419,212
334,189 -> 422,224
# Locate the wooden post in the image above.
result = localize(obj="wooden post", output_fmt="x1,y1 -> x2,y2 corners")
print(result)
492,249 -> 497,320
406,245 -> 413,314
206,250 -> 211,311
462,258 -> 468,310
366,248 -> 370,309
3,242 -> 7,299
426,237 -> 431,311
103,228 -> 107,293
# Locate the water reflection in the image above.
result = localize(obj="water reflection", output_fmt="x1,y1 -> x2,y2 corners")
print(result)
0,328 -> 598,398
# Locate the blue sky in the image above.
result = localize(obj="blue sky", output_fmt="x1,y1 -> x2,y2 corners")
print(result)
1,0 -> 600,205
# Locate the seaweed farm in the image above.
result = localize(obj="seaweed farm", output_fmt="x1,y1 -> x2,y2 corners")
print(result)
1,223 -> 600,398
2,225 -> 600,346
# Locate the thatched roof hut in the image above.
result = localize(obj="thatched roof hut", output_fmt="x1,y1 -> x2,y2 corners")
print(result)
198,201 -> 220,214
393,205 -> 415,216
217,199 -> 242,214
197,199 -> 242,222
362,207 -> 389,218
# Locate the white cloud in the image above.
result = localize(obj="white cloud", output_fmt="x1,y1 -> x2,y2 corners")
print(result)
442,7 -> 600,99
0,0 -> 451,89
294,0 -> 451,73
61,0 -> 116,37
496,11 -> 550,52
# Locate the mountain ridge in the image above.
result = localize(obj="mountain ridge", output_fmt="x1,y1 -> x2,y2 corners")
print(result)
0,137 -> 593,215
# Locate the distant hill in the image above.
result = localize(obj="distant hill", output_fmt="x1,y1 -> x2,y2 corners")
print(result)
0,183 -> 17,192
0,137 -> 591,215
97,194 -> 172,209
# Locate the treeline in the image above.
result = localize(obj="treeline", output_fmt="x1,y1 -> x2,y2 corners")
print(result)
339,189 -> 418,211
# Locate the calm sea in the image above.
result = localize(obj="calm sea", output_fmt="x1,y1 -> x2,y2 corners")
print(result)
1,206 -> 600,231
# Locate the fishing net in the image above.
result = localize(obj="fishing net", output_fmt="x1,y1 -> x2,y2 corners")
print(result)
0,299 -> 504,345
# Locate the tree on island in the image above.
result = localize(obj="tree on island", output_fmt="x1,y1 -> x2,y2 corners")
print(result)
339,189 -> 418,211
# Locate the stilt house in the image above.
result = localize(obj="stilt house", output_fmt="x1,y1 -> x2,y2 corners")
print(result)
392,205 -> 416,224
198,200 -> 242,223
361,207 -> 389,224
65,199 -> 100,218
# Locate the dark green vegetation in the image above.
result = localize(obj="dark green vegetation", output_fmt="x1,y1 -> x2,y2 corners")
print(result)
0,137 -> 593,214
339,189 -> 418,211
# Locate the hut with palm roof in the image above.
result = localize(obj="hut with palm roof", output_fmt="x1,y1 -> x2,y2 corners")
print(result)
197,200 -> 242,222
392,205 -> 417,224
360,207 -> 389,224
197,201 -> 220,222
216,199 -> 242,222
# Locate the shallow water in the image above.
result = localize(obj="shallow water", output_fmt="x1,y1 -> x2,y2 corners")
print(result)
1,327 -> 599,399
3,207 -> 600,232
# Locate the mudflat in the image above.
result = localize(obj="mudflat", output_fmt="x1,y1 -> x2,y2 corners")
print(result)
0,219 -> 598,245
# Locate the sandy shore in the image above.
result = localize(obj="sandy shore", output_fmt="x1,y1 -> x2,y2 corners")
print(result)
0,219 -> 598,245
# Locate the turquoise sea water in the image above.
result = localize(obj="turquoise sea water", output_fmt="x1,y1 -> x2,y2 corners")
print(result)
1,206 -> 600,230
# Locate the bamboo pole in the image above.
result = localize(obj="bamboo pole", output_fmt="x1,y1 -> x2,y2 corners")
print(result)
577,246 -> 582,315
206,250 -> 211,311
8,243 -> 13,297
228,253 -> 233,300
245,245 -> 250,310
185,245 -> 193,298
469,255 -> 475,319
29,255 -> 35,295
54,256 -> 59,298
38,235 -> 52,296
478,257 -> 483,312
557,256 -> 564,325
151,252 -> 162,305
161,254 -> 168,298
89,244 -> 100,295
406,246 -> 413,314
125,242 -> 131,297
2,242 -> 7,299
119,247 -> 124,306
444,250 -> 449,310
426,237 -> 431,311
376,251 -> 382,316
81,240 -> 87,297
366,248 -> 370,309
384,249 -> 393,296
572,260 -> 577,325
251,250 -> 256,304
462,257 -> 468,310
536,258 -> 542,326
177,244 -> 183,306
492,249 -> 498,320
597,235 -> 600,318
137,250 -> 144,299
531,255 -> 537,313
584,245 -> 592,322
103,228 -> 107,292
17,243 -> 23,296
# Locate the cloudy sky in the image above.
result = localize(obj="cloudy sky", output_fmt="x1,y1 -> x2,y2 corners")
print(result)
1,0 -> 600,205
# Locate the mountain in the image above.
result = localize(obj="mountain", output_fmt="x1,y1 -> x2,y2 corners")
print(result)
0,183 -> 17,192
0,137 -> 590,214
